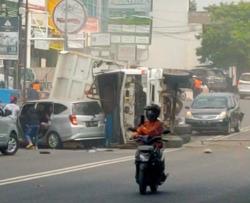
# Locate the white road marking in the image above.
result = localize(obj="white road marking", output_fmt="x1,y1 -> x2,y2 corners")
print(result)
0,149 -> 179,186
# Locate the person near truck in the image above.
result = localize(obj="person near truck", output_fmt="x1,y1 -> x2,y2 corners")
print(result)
23,106 -> 40,149
192,75 -> 203,98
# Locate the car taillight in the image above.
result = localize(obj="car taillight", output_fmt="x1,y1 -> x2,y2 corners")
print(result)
69,114 -> 78,125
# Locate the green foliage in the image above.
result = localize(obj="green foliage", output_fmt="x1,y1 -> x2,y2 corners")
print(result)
197,2 -> 250,71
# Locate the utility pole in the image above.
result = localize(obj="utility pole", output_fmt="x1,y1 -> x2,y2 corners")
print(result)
23,0 -> 28,101
64,0 -> 68,50
17,0 -> 22,90
1,1 -> 8,88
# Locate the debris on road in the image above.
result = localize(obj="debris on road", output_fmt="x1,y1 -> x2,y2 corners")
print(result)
204,148 -> 212,153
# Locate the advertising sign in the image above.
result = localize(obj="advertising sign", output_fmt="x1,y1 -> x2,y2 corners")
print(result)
0,17 -> 19,60
90,33 -> 110,47
108,0 -> 152,45
52,0 -> 87,34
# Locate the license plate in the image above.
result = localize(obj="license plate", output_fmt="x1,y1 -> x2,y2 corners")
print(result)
86,121 -> 98,127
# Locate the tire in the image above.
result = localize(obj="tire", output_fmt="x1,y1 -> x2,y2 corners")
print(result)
1,132 -> 19,155
174,124 -> 191,135
150,184 -> 158,193
47,132 -> 62,149
224,121 -> 231,135
234,120 -> 241,132
179,134 -> 191,144
138,167 -> 147,195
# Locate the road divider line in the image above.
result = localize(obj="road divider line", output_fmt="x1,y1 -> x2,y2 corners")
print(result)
0,149 -> 178,186
0,157 -> 133,186
0,156 -> 133,185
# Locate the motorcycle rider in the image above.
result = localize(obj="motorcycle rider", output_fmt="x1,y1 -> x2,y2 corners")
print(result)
131,104 -> 168,183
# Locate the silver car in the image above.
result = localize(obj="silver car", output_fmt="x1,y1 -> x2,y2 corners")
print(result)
0,107 -> 19,155
238,73 -> 250,99
18,99 -> 105,149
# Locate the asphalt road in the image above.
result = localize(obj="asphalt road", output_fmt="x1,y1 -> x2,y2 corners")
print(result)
0,99 -> 250,203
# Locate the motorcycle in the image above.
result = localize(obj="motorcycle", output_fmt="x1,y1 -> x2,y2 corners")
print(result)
133,133 -> 169,194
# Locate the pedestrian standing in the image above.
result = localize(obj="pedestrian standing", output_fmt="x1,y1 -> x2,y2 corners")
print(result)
27,84 -> 39,101
192,75 -> 203,98
24,106 -> 40,149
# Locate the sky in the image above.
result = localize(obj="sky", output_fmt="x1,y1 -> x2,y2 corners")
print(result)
196,0 -> 250,10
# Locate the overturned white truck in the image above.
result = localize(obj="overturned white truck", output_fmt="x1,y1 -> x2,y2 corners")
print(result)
94,68 -> 193,146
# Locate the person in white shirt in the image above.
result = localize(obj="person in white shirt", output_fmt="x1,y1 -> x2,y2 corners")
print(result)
3,96 -> 20,118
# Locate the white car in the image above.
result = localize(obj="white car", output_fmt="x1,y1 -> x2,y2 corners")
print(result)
18,99 -> 105,149
238,73 -> 250,99
0,107 -> 19,155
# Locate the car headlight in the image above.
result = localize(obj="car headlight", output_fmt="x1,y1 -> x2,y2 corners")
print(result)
217,111 -> 227,119
186,111 -> 193,119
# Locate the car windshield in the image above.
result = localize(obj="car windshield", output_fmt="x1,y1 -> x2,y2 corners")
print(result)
192,96 -> 228,109
72,102 -> 102,116
240,74 -> 250,81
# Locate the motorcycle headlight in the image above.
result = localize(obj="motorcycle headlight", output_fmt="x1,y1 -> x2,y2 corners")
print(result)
139,153 -> 150,162
217,111 -> 227,119
186,111 -> 193,119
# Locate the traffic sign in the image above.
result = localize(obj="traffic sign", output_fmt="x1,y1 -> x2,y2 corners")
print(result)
52,0 -> 87,34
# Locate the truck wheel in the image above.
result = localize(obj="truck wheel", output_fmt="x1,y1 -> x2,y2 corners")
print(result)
179,134 -> 191,144
234,120 -> 241,132
174,124 -> 191,135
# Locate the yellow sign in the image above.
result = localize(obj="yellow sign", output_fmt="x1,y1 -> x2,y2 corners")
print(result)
47,0 -> 60,31
47,0 -> 63,50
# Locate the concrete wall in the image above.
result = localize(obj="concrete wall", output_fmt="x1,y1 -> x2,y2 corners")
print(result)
141,0 -> 202,69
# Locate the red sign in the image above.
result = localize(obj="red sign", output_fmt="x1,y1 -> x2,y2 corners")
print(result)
82,17 -> 99,33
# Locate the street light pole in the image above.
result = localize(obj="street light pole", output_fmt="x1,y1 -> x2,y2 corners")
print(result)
64,0 -> 68,50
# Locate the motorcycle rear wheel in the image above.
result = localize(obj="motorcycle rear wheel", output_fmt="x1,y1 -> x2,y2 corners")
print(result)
150,184 -> 158,193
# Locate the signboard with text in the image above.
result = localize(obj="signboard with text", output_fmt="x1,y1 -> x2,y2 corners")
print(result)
0,17 -> 19,60
108,0 -> 152,45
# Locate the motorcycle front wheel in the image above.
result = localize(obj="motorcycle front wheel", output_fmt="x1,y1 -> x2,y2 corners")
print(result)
138,168 -> 147,194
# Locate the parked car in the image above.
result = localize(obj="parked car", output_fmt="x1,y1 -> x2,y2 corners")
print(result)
185,93 -> 243,134
238,73 -> 250,99
0,106 -> 19,155
18,99 -> 105,149
189,68 -> 228,92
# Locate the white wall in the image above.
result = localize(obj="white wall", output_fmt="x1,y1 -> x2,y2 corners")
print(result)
141,0 -> 202,69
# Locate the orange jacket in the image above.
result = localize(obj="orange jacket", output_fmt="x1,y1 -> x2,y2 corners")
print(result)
135,120 -> 163,137
193,79 -> 202,89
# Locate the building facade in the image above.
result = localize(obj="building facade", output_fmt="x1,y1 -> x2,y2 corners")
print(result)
141,0 -> 202,69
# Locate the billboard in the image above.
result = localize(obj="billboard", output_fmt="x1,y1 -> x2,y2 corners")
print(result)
0,17 -> 19,60
47,0 -> 100,50
108,0 -> 153,45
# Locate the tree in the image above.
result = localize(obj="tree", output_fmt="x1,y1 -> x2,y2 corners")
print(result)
196,2 -> 250,72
